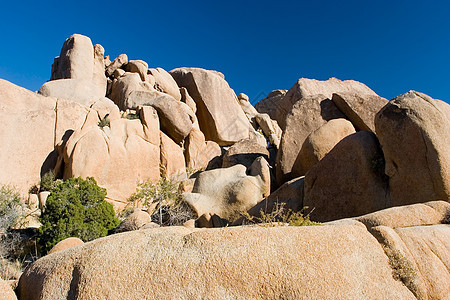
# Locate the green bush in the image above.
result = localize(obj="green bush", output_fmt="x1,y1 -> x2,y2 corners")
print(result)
39,171 -> 62,192
37,177 -> 119,254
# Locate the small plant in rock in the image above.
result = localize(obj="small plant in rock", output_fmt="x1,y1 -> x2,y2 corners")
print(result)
128,177 -> 196,226
98,115 -> 110,128
241,202 -> 321,227
39,171 -> 62,192
37,177 -> 120,254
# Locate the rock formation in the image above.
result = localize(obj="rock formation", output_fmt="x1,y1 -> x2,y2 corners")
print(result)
375,91 -> 450,205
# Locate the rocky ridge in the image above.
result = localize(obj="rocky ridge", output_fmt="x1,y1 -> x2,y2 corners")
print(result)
0,33 -> 449,299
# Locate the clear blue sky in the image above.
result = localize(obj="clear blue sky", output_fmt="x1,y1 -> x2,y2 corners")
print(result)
1,0 -> 449,104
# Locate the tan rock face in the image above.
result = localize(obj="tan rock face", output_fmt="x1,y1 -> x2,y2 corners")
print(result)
254,89 -> 287,121
276,94 -> 346,184
149,67 -> 181,101
109,72 -> 154,109
0,278 -> 17,300
48,34 -> 107,103
375,91 -> 450,206
363,202 -> 450,300
106,54 -> 128,77
291,118 -> 355,177
63,111 -> 160,204
255,113 -> 282,148
48,237 -> 84,254
160,131 -> 186,180
170,67 -> 249,146
126,92 -> 195,143
332,92 -> 388,132
0,79 -> 56,196
356,201 -> 449,229
51,34 -> 94,81
184,128 -> 222,171
183,162 -> 270,221
39,79 -> 105,106
222,138 -> 269,169
303,131 -> 389,222
273,77 -> 378,130
124,60 -> 148,82
17,225 -> 414,299
179,87 -> 196,113
115,210 -> 152,233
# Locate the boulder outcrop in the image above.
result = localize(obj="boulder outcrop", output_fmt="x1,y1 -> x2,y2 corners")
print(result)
332,92 -> 388,132
222,138 -> 269,169
62,109 -> 160,208
375,91 -> 450,205
170,67 -> 249,145
259,77 -> 377,130
48,237 -> 84,254
291,118 -> 355,177
160,131 -> 187,180
0,79 -> 56,196
183,161 -> 270,221
17,224 -> 415,299
303,131 -> 389,222
276,94 -> 346,184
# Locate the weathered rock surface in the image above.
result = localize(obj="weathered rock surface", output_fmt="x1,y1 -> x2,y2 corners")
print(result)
254,89 -> 287,121
62,110 -> 160,208
48,237 -> 84,254
50,34 -> 94,81
109,72 -> 154,110
0,79 -> 56,196
362,201 -> 450,300
124,60 -> 148,82
184,128 -> 222,170
17,225 -> 414,299
170,67 -> 249,145
291,118 -> 355,177
127,91 -> 195,143
233,176 -> 305,225
332,92 -> 388,132
276,94 -> 346,184
255,113 -> 282,148
149,67 -> 181,101
160,131 -> 186,180
261,77 -> 378,130
0,278 -> 17,300
183,162 -> 270,221
375,91 -> 450,206
179,87 -> 196,113
39,79 -> 105,106
303,131 -> 389,222
106,54 -> 128,77
356,200 -> 450,229
115,210 -> 152,233
222,138 -> 269,169
48,34 -> 107,102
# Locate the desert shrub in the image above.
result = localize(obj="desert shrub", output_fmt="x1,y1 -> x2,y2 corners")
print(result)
39,171 -> 62,192
37,177 -> 119,254
0,186 -> 28,280
0,186 -> 23,234
241,203 -> 321,227
128,177 -> 196,226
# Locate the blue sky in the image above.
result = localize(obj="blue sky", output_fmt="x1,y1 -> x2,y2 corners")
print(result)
0,0 -> 448,104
